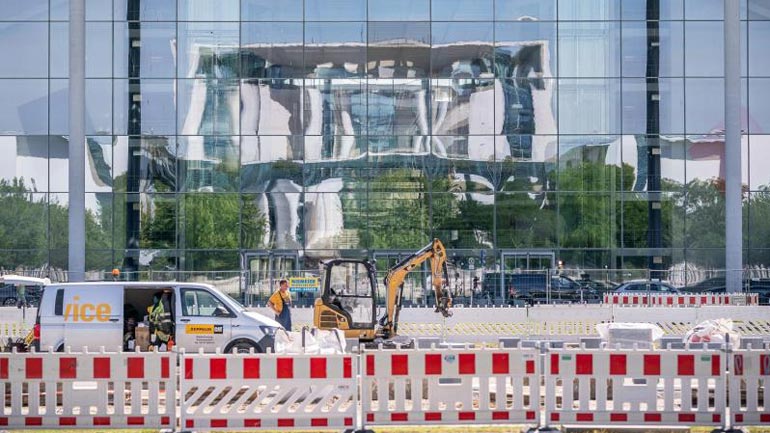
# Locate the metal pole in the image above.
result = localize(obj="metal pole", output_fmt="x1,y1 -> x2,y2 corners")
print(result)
68,0 -> 86,282
725,0 -> 742,293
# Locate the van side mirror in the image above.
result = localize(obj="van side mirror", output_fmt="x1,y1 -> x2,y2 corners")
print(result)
214,305 -> 230,317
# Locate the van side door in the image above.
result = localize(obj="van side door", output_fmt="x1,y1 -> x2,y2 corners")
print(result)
62,285 -> 123,351
176,287 -> 233,352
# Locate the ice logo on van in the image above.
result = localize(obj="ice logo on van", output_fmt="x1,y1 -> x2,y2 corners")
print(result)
64,296 -> 112,322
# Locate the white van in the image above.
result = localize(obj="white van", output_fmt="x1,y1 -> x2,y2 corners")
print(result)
33,281 -> 281,353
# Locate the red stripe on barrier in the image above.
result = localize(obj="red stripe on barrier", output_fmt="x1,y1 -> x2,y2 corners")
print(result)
459,353 -> 475,374
642,296 -> 647,304
26,417 -> 42,426
622,296 -> 628,304
94,357 -> 110,379
60,357 -> 77,379
94,417 -> 110,426
701,296 -> 707,304
550,354 -> 559,375
161,357 -> 170,379
278,419 -> 295,427
59,417 -> 76,426
610,354 -> 626,375
611,413 -> 627,422
162,416 -> 170,425
459,412 -> 475,421
644,354 -> 660,375
0,418 -> 7,426
244,419 -> 261,427
492,353 -> 509,375
678,297 -> 685,305
344,357 -> 352,378
366,355 -> 375,376
526,359 -> 535,374
367,413 -> 374,423
713,414 -> 721,423
391,413 -> 408,422
679,414 -> 696,422
678,355 -> 695,376
425,412 -> 442,421
345,417 -> 353,426
761,355 -> 770,375
735,414 -> 743,423
310,357 -> 327,378
667,297 -> 673,305
493,412 -> 510,420
244,358 -> 260,379
128,357 -> 145,379
689,296 -> 696,305
185,358 -> 193,379
311,418 -> 329,427
551,413 -> 560,421
277,358 -> 294,379
211,419 -> 228,428
526,411 -> 536,420
576,413 -> 593,422
392,354 -> 408,375
425,354 -> 442,375
0,358 -> 7,379
712,355 -> 721,376
26,358 -> 42,379
576,354 -> 593,375
127,416 -> 144,425
645,413 -> 662,422
210,358 -> 226,379
186,420 -> 194,428
761,414 -> 770,423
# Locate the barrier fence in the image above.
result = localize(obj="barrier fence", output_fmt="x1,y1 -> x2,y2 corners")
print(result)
0,344 -> 767,432
603,292 -> 760,307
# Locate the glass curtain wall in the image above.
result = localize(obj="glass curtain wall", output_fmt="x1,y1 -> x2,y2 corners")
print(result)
0,0 -> 768,282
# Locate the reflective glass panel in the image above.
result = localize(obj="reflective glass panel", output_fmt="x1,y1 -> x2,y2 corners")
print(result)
497,153 -> 556,191
749,22 -> 770,76
431,79 -> 495,135
86,79 -> 113,135
621,21 -> 684,78
685,78 -> 724,134
114,22 -> 177,78
368,0 -> 430,20
622,78 -> 685,135
241,0 -> 302,20
558,0 -> 620,20
51,23 -> 68,78
621,0 -> 684,20
87,22 -> 112,78
114,0 -> 177,20
137,193 -> 177,249
181,194 -> 241,247
0,136 -> 49,192
431,193 -> 494,249
241,79 -> 303,135
432,135 -> 497,161
84,193 -> 113,250
241,22 -> 304,78
749,78 -> 770,133
4,0 -> 49,20
367,191 -> 430,249
304,166 -> 367,191
178,0 -> 239,21
558,78 -> 622,135
305,79 -> 365,135
368,22 -> 430,78
495,0 -> 556,21
305,135 -> 366,162
244,192 -> 303,248
0,23 -> 48,78
619,136 -> 688,191
305,22 -> 366,77
367,79 -> 428,136
178,22 -> 239,79
242,136 -> 304,165
428,157 -> 497,192
558,136 -> 622,192
431,0 -> 493,20
179,79 -> 240,136
178,136 -> 239,192
749,0 -> 770,20
113,136 -> 178,193
0,79 -> 48,135
684,0 -> 723,19
305,0 -> 366,21
620,192 -> 683,249
684,22 -> 724,77
495,22 -> 557,79
750,136 -> 770,189
241,158 -> 303,192
431,23 -> 494,78
113,79 -> 177,136
496,192 -> 556,247
558,193 -> 615,248
241,194 -> 270,249
85,137 -> 114,193
496,79 -> 558,136
0,192 -> 48,250
304,191 -> 366,249
184,251 -> 240,272
685,134 -> 727,183
558,22 -> 621,78
48,136 -> 70,191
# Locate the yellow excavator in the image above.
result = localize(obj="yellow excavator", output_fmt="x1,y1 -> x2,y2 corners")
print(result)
313,239 -> 453,345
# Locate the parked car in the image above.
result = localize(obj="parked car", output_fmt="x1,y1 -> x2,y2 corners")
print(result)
613,280 -> 679,294
482,272 -> 600,305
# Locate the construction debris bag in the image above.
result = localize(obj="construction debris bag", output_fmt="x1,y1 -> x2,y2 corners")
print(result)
684,318 -> 741,346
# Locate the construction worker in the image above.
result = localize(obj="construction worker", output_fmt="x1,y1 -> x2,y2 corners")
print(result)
267,279 -> 292,330
149,290 -> 174,350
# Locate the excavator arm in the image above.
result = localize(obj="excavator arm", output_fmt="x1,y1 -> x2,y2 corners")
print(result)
378,238 -> 453,339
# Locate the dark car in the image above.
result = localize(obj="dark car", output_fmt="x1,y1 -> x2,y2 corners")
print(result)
683,278 -> 770,305
482,272 -> 600,305
613,280 -> 679,294
0,283 -> 43,307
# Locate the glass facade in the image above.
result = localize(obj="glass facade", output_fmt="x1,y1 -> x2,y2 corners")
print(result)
2,0 -> 770,284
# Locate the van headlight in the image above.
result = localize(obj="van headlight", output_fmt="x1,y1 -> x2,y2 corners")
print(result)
259,326 -> 279,336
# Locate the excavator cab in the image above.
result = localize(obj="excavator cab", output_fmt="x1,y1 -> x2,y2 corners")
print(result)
313,259 -> 379,340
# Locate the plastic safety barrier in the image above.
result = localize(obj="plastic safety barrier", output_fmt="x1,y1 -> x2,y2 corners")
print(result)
603,293 -> 759,307
0,349 -> 175,429
544,348 -> 725,426
361,346 -> 540,426
730,349 -> 770,426
180,350 -> 357,430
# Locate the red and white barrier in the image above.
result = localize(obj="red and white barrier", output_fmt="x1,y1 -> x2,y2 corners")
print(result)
180,351 -> 357,430
603,293 -> 759,307
730,349 -> 770,426
0,349 -> 174,429
544,348 -> 725,427
361,346 -> 540,426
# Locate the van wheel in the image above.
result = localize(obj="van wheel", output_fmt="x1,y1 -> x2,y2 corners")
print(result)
225,340 -> 261,354
3,297 -> 16,306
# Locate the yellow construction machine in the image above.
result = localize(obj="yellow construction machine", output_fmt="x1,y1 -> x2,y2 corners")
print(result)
313,239 -> 452,345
